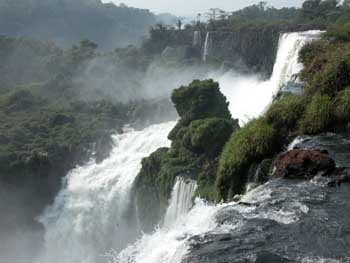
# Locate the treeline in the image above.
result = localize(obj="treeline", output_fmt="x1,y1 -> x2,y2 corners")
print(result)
227,0 -> 349,26
143,0 -> 350,53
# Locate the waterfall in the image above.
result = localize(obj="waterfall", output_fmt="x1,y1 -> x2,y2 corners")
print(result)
213,30 -> 321,124
116,199 -> 218,263
114,30 -> 322,263
269,30 -> 321,89
163,177 -> 197,227
202,32 -> 211,61
38,121 -> 175,263
38,30 -> 322,263
192,31 -> 202,47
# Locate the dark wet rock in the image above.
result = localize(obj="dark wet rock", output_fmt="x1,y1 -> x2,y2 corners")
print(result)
291,133 -> 350,168
273,149 -> 336,179
247,159 -> 273,191
184,180 -> 350,263
327,168 -> 350,187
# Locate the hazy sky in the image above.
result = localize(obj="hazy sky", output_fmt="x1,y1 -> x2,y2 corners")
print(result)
103,0 -> 305,16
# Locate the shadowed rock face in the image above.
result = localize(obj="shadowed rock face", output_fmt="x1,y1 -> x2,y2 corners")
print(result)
273,149 -> 336,179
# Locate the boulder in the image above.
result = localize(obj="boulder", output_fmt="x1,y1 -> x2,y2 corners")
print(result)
273,149 -> 336,179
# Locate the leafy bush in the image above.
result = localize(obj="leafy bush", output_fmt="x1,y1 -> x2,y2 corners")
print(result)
299,40 -> 328,66
299,93 -> 332,134
324,15 -> 350,42
333,88 -> 350,124
216,118 -> 278,201
171,79 -> 232,124
266,94 -> 305,131
300,40 -> 350,97
182,118 -> 238,157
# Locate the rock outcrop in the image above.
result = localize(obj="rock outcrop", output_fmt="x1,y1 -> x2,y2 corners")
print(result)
133,79 -> 238,232
273,149 -> 336,179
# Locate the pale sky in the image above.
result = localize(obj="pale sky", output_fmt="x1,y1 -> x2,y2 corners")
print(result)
102,0 -> 305,16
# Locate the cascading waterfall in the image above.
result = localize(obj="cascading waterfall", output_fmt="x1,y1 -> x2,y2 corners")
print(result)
213,30 -> 321,124
269,31 -> 321,88
163,177 -> 197,227
202,32 -> 211,61
38,121 -> 175,263
39,30 -> 322,263
192,31 -> 202,47
114,30 -> 322,263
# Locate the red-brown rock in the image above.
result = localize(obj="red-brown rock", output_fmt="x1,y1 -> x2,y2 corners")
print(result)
273,149 -> 336,179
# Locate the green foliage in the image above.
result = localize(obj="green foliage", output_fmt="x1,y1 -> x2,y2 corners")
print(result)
301,0 -> 341,23
299,93 -> 332,134
299,40 -> 328,66
171,79 -> 232,124
324,15 -> 350,42
216,118 -> 278,201
0,89 -> 129,177
300,40 -> 350,96
182,118 -> 238,157
266,94 -> 306,130
333,88 -> 350,123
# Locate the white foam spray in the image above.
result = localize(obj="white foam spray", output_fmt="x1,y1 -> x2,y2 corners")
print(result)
38,122 -> 175,263
202,32 -> 211,61
213,30 -> 321,124
193,31 -> 202,47
163,177 -> 197,227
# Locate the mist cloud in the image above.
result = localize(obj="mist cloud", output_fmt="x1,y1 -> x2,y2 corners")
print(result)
103,0 -> 305,16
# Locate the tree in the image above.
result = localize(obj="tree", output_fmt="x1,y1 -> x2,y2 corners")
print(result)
176,19 -> 182,30
301,0 -> 322,19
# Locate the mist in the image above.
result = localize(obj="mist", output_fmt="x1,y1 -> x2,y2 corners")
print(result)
104,0 -> 305,16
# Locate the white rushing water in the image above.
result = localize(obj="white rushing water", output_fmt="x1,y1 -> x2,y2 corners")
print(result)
214,30 -> 321,124
193,31 -> 202,47
163,177 -> 197,227
202,32 -> 211,61
39,30 -> 321,263
114,30 -> 321,263
38,122 -> 175,263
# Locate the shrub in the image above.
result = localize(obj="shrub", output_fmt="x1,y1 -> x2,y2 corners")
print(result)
324,16 -> 350,42
333,88 -> 350,124
182,118 -> 238,157
299,40 -> 328,67
266,93 -> 305,131
171,79 -> 232,124
216,118 -> 278,201
301,41 -> 350,97
299,93 -> 332,134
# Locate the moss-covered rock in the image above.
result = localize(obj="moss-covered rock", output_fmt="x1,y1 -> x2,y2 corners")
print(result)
171,79 -> 232,125
134,80 -> 237,229
182,118 -> 238,157
216,118 -> 279,201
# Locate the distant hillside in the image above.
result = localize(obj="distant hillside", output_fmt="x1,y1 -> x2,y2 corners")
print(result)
0,0 -> 157,50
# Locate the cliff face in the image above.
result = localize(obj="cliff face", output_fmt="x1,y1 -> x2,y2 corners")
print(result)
199,24 -> 322,76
